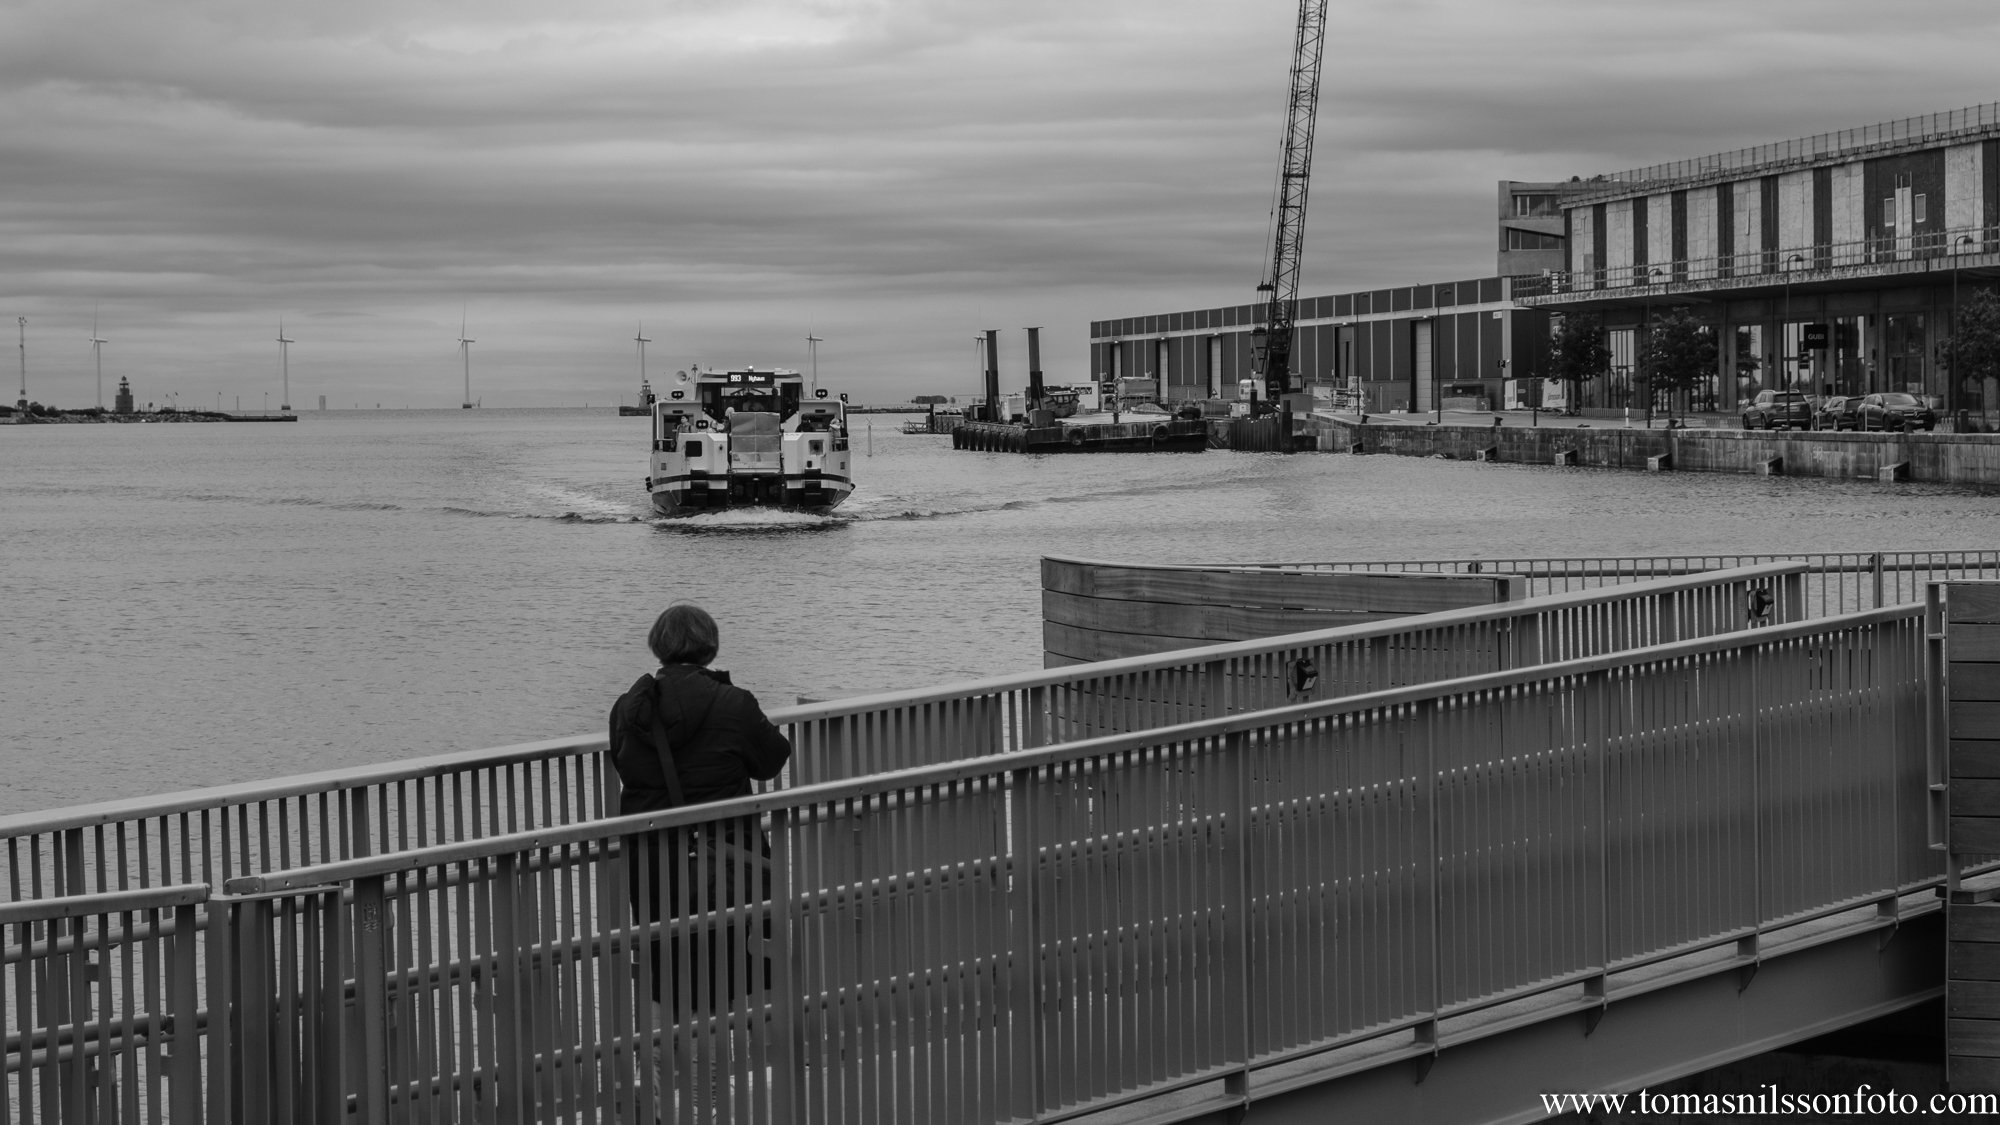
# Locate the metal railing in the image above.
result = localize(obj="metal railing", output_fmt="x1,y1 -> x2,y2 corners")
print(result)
1,885 -> 207,1124
0,556 -> 1962,1121
0,564 -> 1808,909
185,603 -> 1932,1124
1512,224 -> 2000,299
1562,101 -> 2000,203
1266,549 -> 2000,619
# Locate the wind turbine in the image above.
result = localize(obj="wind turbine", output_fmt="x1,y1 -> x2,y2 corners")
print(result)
89,309 -> 108,410
459,314 -> 475,409
277,319 -> 294,412
635,323 -> 651,397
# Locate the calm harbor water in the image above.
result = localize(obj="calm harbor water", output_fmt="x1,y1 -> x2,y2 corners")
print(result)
5,407 -> 2000,816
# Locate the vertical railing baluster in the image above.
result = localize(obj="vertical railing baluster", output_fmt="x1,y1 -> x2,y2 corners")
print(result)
1220,729 -> 1253,1112
354,876 -> 390,1125
1929,583 -> 1952,859
169,901 -> 199,1125
233,896 -> 276,1124
1587,668 -> 1609,1018
1417,698 -> 1441,1066
1004,765 -> 1043,1121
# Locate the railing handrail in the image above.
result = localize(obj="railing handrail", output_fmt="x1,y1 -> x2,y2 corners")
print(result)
1252,550 -> 1989,577
0,731 -> 608,838
1149,548 -> 1970,568
0,882 -> 209,927
1561,102 -> 2000,200
223,599 -> 1918,897
0,560 -> 1807,841
1514,223 -> 2000,300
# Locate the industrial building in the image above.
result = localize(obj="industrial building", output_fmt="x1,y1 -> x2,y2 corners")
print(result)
1093,102 -> 2000,422
1089,277 -> 1546,414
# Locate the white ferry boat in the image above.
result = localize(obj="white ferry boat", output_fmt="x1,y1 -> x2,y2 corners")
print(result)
645,366 -> 853,517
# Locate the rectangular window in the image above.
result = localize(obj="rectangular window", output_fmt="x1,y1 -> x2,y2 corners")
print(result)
1506,229 -> 1564,251
1914,194 -> 1928,224
1883,198 -> 1896,227
683,441 -> 701,458
808,440 -> 824,455
1513,194 -> 1559,217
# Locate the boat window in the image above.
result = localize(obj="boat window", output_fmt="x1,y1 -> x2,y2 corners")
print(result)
809,440 -> 824,455
683,441 -> 701,457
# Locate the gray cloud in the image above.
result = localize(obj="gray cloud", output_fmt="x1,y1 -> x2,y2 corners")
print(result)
2,0 -> 1996,405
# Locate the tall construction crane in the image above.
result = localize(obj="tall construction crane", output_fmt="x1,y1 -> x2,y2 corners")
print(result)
1252,0 -> 1329,404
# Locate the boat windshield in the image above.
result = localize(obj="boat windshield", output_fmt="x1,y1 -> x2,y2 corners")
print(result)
701,383 -> 801,424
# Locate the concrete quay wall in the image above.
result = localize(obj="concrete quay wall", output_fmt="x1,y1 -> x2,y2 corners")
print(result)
1302,414 -> 2000,485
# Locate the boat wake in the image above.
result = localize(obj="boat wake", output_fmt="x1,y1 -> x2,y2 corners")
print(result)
658,508 -> 841,532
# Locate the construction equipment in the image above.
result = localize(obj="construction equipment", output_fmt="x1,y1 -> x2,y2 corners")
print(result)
1251,0 -> 1329,403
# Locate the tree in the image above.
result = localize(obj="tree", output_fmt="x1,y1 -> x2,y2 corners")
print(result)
1641,307 -> 1718,423
1943,286 -> 2000,426
1546,312 -> 1610,411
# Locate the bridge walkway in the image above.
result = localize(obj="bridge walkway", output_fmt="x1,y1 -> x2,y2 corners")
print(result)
0,553 -> 1992,1123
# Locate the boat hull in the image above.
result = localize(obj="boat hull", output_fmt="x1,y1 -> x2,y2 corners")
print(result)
650,472 -> 852,518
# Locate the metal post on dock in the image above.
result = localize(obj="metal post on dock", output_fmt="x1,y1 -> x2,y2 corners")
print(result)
1026,326 -> 1044,413
982,329 -> 1001,422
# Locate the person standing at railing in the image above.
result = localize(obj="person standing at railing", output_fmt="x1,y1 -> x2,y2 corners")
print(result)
609,602 -> 793,1120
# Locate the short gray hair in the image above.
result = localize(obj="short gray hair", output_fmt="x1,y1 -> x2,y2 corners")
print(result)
648,603 -> 719,666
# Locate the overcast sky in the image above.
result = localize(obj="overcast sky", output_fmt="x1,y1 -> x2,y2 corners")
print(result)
5,0 -> 1999,408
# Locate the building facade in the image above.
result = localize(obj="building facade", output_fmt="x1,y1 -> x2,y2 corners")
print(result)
1497,180 -> 1577,277
1089,277 -> 1549,414
1094,102 -> 2000,422
1519,102 -> 2000,417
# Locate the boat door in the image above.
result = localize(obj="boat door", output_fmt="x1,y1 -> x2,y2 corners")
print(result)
1413,320 -> 1434,413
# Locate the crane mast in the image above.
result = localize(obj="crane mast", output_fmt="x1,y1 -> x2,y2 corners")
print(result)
1254,0 -> 1329,403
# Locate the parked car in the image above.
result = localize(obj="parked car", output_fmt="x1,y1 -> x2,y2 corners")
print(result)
1856,392 -> 1938,431
1741,389 -> 1814,430
1814,395 -> 1863,431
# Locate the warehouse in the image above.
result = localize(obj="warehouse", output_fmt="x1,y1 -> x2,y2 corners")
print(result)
1089,276 -> 1549,415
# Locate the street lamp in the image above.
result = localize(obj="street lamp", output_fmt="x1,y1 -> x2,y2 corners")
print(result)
1953,234 -> 1976,423
1420,318 -> 1439,426
1782,253 -> 1805,390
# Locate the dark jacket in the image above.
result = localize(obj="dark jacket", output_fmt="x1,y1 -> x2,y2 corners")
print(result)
608,664 -> 791,814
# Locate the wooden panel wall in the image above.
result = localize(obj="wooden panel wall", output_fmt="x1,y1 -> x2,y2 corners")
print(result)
1042,558 -> 1524,666
1948,582 -> 2000,1092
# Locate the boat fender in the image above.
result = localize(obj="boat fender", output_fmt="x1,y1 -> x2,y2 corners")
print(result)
1151,424 -> 1169,444
1067,429 -> 1085,448
644,476 -> 653,490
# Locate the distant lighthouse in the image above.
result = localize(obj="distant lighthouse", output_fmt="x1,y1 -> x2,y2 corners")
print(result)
114,375 -> 134,415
